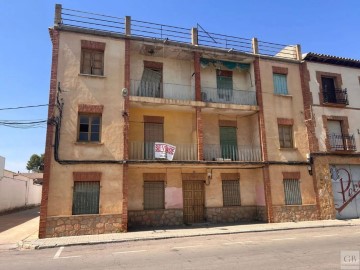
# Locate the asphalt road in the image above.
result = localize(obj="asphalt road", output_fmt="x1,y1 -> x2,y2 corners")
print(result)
1,226 -> 360,270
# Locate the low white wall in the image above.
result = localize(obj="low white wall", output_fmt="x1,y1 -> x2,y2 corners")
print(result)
0,170 -> 42,213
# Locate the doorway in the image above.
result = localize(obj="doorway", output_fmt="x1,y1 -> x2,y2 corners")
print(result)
183,181 -> 204,224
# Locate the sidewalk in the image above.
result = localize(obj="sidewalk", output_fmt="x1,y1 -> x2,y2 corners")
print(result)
20,218 -> 360,250
0,207 -> 40,250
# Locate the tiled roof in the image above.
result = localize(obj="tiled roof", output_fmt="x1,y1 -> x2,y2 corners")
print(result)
303,52 -> 360,68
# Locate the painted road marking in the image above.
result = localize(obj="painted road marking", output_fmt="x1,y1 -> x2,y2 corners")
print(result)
223,241 -> 254,245
272,238 -> 296,241
53,247 -> 64,259
53,247 -> 82,259
172,245 -> 203,250
313,234 -> 338,238
58,256 -> 82,259
113,250 -> 147,255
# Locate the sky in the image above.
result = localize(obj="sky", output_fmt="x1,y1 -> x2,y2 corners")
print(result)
0,0 -> 359,172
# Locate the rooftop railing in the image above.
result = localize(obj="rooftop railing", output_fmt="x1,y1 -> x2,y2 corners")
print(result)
54,4 -> 301,60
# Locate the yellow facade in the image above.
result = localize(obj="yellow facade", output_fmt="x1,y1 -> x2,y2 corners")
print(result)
42,5 -> 324,238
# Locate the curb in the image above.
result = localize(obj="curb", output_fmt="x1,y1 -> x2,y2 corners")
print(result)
20,221 -> 359,250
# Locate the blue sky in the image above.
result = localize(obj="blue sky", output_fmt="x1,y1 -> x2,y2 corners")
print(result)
0,0 -> 359,172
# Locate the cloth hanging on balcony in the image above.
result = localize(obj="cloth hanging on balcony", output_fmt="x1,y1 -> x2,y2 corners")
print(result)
200,58 -> 250,71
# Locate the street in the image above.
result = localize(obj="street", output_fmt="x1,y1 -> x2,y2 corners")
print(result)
1,226 -> 359,269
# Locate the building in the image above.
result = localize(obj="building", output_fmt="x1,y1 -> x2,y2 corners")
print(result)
0,156 -> 42,213
40,4 -> 319,238
302,53 -> 360,220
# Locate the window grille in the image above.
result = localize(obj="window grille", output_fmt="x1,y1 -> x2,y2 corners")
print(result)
278,125 -> 293,148
72,181 -> 100,215
144,181 -> 165,210
222,180 -> 241,206
273,73 -> 288,95
283,179 -> 302,205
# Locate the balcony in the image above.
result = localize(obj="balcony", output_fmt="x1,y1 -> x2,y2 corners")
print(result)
130,80 -> 194,101
329,133 -> 356,151
201,87 -> 257,106
129,141 -> 197,160
204,144 -> 261,162
323,88 -> 348,105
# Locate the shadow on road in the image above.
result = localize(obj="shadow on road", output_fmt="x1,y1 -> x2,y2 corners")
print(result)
0,207 -> 40,233
128,221 -> 266,233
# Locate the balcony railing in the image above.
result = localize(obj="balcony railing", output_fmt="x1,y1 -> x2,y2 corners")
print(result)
329,133 -> 356,151
201,87 -> 257,106
130,80 -> 194,101
204,144 -> 262,162
323,88 -> 348,105
130,141 -> 197,160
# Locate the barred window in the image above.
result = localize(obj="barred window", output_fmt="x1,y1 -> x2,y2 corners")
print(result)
222,180 -> 241,206
144,181 -> 164,210
283,179 -> 302,205
278,125 -> 293,148
72,181 -> 100,215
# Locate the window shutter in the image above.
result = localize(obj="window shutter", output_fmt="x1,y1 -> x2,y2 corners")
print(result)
144,181 -> 165,210
273,74 -> 288,95
220,126 -> 238,160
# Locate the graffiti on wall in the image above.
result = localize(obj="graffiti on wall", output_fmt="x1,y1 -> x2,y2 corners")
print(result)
331,165 -> 360,219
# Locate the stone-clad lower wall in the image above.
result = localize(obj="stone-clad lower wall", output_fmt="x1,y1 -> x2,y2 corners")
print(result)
272,205 -> 318,223
256,206 -> 268,222
206,206 -> 259,223
128,209 -> 183,228
45,214 -> 123,237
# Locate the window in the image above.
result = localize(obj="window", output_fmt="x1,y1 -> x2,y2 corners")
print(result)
81,49 -> 104,76
222,180 -> 241,206
144,116 -> 164,159
217,70 -> 233,101
138,61 -> 163,98
273,74 -> 288,95
78,114 -> 101,142
278,125 -> 293,148
325,117 -> 356,151
72,181 -> 100,215
283,179 -> 302,205
220,126 -> 238,161
321,77 -> 336,103
144,181 -> 165,210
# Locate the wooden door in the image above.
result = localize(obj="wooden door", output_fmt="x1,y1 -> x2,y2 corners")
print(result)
183,181 -> 204,224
